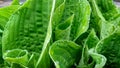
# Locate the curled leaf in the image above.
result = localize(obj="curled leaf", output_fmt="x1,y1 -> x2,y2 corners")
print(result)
55,14 -> 74,40
3,49 -> 28,66
49,40 -> 82,68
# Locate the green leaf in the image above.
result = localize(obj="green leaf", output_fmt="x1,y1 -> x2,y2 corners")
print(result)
108,14 -> 120,27
35,0 -> 54,68
0,0 -> 20,29
2,0 -> 52,56
69,0 -> 91,41
53,0 -> 91,41
77,44 -> 89,68
100,21 -> 115,39
52,0 -> 65,28
0,5 -> 20,29
55,14 -> 74,40
95,0 -> 119,20
88,48 -> 106,68
49,40 -> 82,68
88,0 -> 105,37
96,29 -> 120,67
77,29 -> 99,68
3,49 -> 28,66
2,0 -> 53,67
88,0 -> 105,21
27,54 -> 36,68
85,29 -> 99,49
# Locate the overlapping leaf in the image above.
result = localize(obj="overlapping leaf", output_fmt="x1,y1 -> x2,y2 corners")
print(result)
2,0 -> 53,67
49,40 -> 82,68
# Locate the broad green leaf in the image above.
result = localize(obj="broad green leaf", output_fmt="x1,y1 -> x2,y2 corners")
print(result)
35,0 -> 54,68
88,0 -> 118,39
109,14 -> 120,28
77,29 -> 99,68
55,14 -> 74,40
0,0 -> 20,65
2,0 -> 53,67
88,0 -> 105,36
95,0 -> 119,20
27,54 -> 36,68
100,21 -> 115,39
88,48 -> 106,68
0,5 -> 20,29
88,0 -> 106,21
2,0 -> 52,56
85,29 -> 99,49
54,0 -> 91,41
49,40 -> 82,68
77,44 -> 90,68
96,29 -> 120,67
3,49 -> 28,66
0,0 -> 20,29
52,0 -> 65,28
78,48 -> 106,68
35,43 -> 52,68
89,0 -> 119,38
69,0 -> 91,41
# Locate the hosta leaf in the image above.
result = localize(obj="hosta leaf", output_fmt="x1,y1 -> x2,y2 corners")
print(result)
77,29 -> 99,68
88,0 -> 105,36
85,29 -> 99,49
77,44 -> 89,68
3,49 -> 28,66
0,0 -> 20,65
96,29 -> 120,67
2,0 -> 53,67
0,5 -> 20,29
88,48 -> 106,68
69,0 -> 91,41
88,0 -> 105,21
55,0 -> 91,41
2,0 -> 52,56
35,0 -> 55,68
52,0 -> 65,28
78,48 -> 106,68
108,14 -> 120,28
95,0 -> 119,20
27,54 -> 36,68
100,21 -> 115,39
49,40 -> 82,68
55,14 -> 74,40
